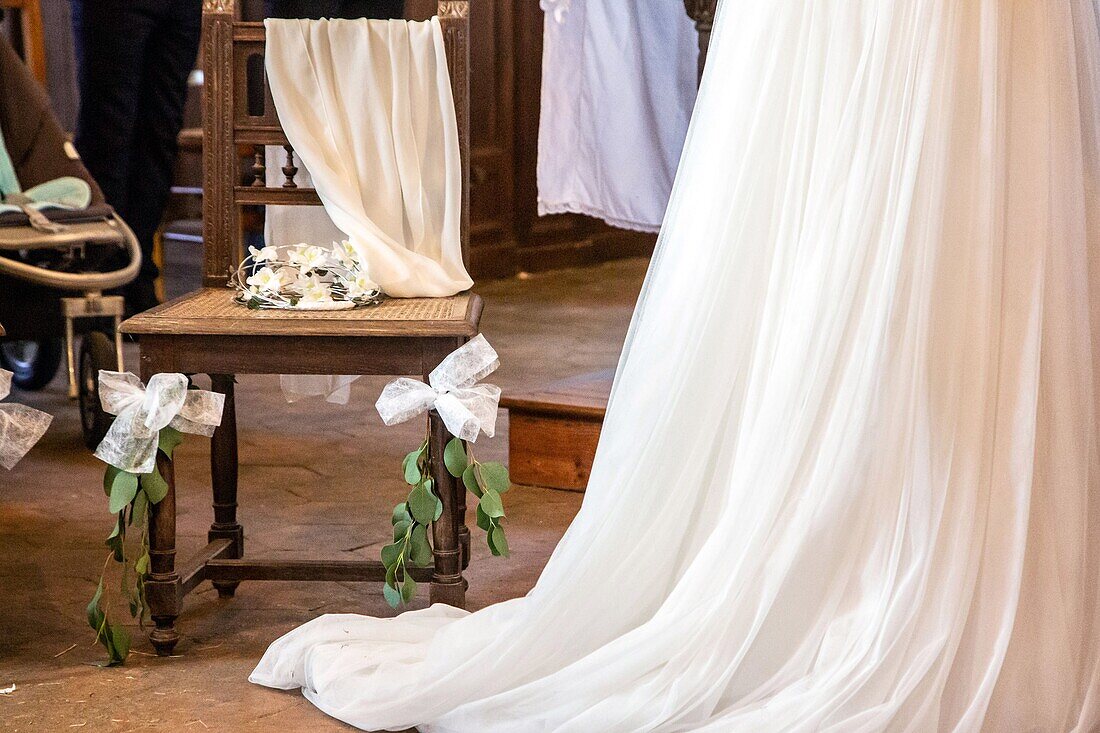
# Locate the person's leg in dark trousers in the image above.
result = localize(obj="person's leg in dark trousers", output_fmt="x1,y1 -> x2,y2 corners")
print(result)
121,0 -> 201,311
69,0 -> 84,90
75,0 -> 199,313
74,1 -> 158,218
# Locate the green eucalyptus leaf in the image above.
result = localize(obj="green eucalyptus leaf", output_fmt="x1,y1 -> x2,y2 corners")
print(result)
392,502 -> 412,525
402,451 -> 422,485
480,489 -> 505,519
489,524 -> 510,558
86,579 -> 105,632
408,485 -> 437,525
383,578 -> 402,608
443,438 -> 468,477
476,504 -> 492,531
409,524 -> 433,566
392,519 -> 411,543
402,440 -> 427,485
134,552 -> 150,576
433,496 -> 444,522
400,572 -> 417,604
478,462 -> 511,494
106,512 -> 124,540
131,490 -> 148,526
462,465 -> 483,498
383,561 -> 400,611
105,514 -> 125,562
385,562 -> 397,589
381,542 -> 402,568
157,427 -> 184,459
103,465 -> 121,497
140,467 -> 169,505
108,471 -> 140,514
106,623 -> 131,665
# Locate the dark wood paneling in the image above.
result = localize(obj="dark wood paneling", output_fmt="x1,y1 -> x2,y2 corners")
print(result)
468,0 -> 515,270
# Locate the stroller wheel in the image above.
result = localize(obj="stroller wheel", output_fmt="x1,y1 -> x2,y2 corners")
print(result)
0,338 -> 63,391
79,332 -> 115,451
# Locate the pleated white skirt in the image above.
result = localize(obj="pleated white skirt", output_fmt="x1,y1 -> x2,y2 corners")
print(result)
251,1 -> 1100,729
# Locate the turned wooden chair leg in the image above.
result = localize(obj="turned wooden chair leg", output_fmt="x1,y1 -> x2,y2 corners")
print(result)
147,448 -> 181,655
457,440 -> 470,572
428,411 -> 466,607
209,374 -> 243,598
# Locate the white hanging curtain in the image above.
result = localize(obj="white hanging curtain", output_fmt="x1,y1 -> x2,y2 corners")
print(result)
536,0 -> 698,233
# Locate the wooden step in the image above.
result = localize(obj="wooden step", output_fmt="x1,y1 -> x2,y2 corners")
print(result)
501,369 -> 613,491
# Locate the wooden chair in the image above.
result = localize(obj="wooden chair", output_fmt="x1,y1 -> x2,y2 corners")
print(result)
121,0 -> 476,656
683,0 -> 718,80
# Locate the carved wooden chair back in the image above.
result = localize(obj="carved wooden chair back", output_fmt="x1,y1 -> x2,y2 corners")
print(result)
0,0 -> 46,86
200,0 -> 471,287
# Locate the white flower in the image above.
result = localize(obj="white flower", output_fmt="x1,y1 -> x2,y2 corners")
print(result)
245,266 -> 288,294
343,272 -> 378,300
325,239 -> 352,268
248,245 -> 279,263
299,275 -> 333,304
288,244 -> 330,275
332,241 -> 363,269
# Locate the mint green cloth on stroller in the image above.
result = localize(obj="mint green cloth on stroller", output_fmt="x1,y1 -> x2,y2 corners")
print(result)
0,124 -> 91,215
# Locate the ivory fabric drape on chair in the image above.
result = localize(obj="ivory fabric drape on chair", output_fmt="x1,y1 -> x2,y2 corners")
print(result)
253,1 -> 1100,730
264,17 -> 472,298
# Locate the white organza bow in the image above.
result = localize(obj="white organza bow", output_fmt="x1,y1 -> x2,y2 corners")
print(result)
0,368 -> 52,470
94,372 -> 225,474
375,334 -> 501,442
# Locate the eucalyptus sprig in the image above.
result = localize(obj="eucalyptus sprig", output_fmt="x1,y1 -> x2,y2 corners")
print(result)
381,438 -> 441,607
442,438 -> 511,559
87,427 -> 182,665
381,436 -> 511,608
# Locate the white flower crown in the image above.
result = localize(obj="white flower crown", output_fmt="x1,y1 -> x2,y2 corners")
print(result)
230,242 -> 384,311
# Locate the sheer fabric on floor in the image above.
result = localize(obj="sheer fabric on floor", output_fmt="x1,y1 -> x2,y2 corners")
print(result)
251,1 -> 1100,729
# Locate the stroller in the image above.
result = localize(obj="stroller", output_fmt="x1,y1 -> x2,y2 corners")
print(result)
0,39 -> 141,449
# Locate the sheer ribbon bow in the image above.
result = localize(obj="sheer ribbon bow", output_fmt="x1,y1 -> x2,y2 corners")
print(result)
94,372 -> 225,474
375,334 -> 501,442
0,369 -> 52,470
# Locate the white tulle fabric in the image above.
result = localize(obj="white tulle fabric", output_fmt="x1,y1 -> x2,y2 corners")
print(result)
94,372 -> 224,474
264,18 -> 473,299
279,374 -> 360,406
375,335 -> 501,442
251,1 -> 1100,730
0,369 -> 51,470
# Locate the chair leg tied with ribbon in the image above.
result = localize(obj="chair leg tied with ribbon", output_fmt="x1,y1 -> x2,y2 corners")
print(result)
147,448 -> 180,657
428,410 -> 466,608
208,374 -> 243,600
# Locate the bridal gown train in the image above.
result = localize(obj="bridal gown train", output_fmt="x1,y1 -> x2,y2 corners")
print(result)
250,0 -> 1100,730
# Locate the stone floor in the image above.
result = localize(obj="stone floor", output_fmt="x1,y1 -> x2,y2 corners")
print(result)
0,258 -> 647,732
